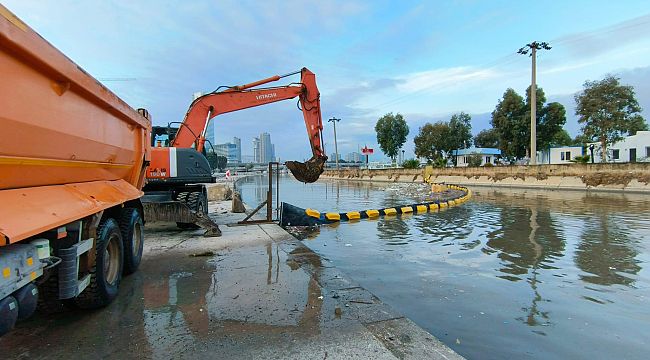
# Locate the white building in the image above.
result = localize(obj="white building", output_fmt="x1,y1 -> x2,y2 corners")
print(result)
329,152 -> 341,162
537,146 -> 583,164
345,152 -> 361,163
591,131 -> 650,163
452,147 -> 501,167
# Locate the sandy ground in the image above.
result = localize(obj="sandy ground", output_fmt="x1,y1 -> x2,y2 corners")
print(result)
0,201 -> 462,359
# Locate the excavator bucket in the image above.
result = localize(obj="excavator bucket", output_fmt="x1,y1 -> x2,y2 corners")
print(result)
286,155 -> 327,183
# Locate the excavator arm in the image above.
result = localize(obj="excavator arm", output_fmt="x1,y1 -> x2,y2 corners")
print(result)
172,68 -> 327,183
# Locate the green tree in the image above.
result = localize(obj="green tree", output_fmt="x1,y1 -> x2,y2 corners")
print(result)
473,128 -> 500,148
467,153 -> 483,167
492,87 -> 567,158
491,88 -> 527,158
448,112 -> 473,150
375,112 -> 409,162
538,102 -> 567,149
628,115 -> 649,135
402,159 -> 420,169
414,121 -> 450,163
572,133 -> 591,147
550,129 -> 572,147
525,86 -> 567,152
216,155 -> 227,171
575,75 -> 646,162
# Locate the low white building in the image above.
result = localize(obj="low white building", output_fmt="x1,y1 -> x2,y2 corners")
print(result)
537,146 -> 583,164
590,131 -> 650,163
452,147 -> 501,167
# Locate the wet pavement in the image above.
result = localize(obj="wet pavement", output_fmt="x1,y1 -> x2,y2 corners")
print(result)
0,202 -> 461,359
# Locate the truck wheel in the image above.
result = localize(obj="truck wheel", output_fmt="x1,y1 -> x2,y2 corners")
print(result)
176,191 -> 202,229
37,273 -> 68,314
75,218 -> 123,309
0,296 -> 19,336
119,208 -> 144,275
14,282 -> 38,320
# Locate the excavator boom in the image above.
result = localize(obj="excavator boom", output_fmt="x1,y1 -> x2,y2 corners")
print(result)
171,68 -> 327,183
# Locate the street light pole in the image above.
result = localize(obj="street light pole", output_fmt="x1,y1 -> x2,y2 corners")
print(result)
328,117 -> 341,170
518,41 -> 551,166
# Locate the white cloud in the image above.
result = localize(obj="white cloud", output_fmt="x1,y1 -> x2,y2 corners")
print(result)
396,67 -> 500,94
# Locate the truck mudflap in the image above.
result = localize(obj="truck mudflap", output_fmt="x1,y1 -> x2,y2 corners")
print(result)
142,201 -> 222,237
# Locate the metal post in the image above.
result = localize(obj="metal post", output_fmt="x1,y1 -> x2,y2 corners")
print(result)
518,41 -> 551,166
328,117 -> 341,170
530,46 -> 537,165
267,162 -> 272,221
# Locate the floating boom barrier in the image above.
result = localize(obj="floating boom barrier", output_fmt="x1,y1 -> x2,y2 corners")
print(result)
280,184 -> 471,227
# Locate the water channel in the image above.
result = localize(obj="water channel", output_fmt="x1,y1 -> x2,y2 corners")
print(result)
237,174 -> 650,360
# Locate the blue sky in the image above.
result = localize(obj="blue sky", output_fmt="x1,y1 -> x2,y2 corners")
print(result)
5,1 -> 650,161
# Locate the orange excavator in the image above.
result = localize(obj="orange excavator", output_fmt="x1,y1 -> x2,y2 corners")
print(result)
141,68 -> 328,234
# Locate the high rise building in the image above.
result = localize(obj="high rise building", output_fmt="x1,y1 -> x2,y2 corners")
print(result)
346,152 -> 361,163
259,132 -> 273,163
252,133 -> 275,163
233,137 -> 241,163
214,141 -> 240,163
253,137 -> 261,163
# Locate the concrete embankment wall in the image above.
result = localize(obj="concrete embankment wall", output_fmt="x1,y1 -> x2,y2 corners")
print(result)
322,163 -> 650,193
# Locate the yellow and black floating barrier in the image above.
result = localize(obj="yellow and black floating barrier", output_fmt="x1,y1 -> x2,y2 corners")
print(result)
280,184 -> 471,227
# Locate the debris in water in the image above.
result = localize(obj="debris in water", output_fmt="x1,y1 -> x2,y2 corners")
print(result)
190,251 -> 215,257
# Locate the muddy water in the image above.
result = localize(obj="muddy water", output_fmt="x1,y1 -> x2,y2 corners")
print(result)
239,175 -> 650,360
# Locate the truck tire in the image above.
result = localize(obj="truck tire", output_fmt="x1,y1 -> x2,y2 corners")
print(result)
37,272 -> 68,314
14,282 -> 38,320
176,191 -> 203,229
74,218 -> 124,309
0,296 -> 18,336
119,208 -> 144,276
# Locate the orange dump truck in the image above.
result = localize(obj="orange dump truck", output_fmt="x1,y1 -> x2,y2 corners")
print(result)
0,6 -> 151,335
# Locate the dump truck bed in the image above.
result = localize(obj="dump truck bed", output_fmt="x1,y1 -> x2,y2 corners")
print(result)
0,7 -> 151,244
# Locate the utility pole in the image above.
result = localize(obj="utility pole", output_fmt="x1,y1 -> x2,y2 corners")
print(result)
328,117 -> 341,170
518,41 -> 551,166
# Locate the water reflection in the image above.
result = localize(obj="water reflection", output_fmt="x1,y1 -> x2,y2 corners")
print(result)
484,202 -> 564,282
240,177 -> 650,360
140,243 -> 323,357
377,217 -> 411,245
575,213 -> 641,287
413,205 -> 476,249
